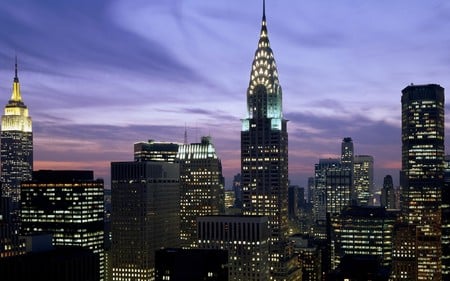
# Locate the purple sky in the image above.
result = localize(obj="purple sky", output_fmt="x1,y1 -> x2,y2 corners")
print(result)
1,0 -> 450,189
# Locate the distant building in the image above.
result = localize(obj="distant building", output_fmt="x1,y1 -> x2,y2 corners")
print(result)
380,175 -> 396,209
232,173 -> 242,208
400,84 -> 444,279
20,170 -> 105,280
353,155 -> 374,206
197,215 -> 270,281
178,136 -> 225,248
110,161 -> 180,281
155,248 -> 228,281
312,158 -> 340,239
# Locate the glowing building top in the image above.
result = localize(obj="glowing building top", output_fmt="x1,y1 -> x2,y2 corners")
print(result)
244,0 -> 282,125
2,58 -> 32,132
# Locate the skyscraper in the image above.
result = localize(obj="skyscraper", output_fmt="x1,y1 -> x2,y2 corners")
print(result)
178,136 -> 224,248
400,83 -> 444,280
1,59 -> 33,209
110,161 -> 180,281
20,170 -> 105,280
241,2 -> 299,279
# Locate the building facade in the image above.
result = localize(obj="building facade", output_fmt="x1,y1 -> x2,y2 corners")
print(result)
240,3 -> 300,279
197,215 -> 270,281
20,170 -> 105,280
400,84 -> 445,280
110,161 -> 180,281
329,206 -> 397,269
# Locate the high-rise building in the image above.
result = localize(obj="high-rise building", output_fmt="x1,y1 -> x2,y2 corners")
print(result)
381,175 -> 396,209
325,167 -> 352,216
110,161 -> 180,281
197,215 -> 270,281
232,173 -> 243,208
178,136 -> 224,248
400,84 -> 444,280
1,59 -> 33,210
20,170 -> 105,280
353,155 -> 374,206
240,2 -> 300,279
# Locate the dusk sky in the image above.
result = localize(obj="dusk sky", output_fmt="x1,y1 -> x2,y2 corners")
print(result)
1,0 -> 450,189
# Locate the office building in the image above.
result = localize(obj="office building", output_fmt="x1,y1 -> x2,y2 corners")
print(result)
1,59 -> 32,210
232,173 -> 242,208
178,136 -> 224,248
20,170 -> 104,280
197,215 -> 270,281
110,161 -> 180,281
329,206 -> 398,269
325,167 -> 352,216
353,155 -> 374,206
240,2 -> 300,279
155,248 -> 228,281
312,159 -> 340,239
400,84 -> 444,280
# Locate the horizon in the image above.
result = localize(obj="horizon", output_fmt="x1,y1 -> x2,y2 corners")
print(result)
1,0 -> 450,189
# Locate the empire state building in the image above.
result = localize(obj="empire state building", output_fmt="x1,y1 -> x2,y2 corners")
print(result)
241,2 -> 299,279
1,59 -> 33,211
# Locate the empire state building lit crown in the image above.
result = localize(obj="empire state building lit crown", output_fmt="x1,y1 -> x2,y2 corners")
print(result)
2,58 -> 32,132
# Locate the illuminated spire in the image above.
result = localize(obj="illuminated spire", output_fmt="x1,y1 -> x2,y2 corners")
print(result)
11,56 -> 23,103
246,0 -> 282,120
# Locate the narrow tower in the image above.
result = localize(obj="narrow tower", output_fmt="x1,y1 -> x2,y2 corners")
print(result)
241,2 -> 299,279
1,58 -> 33,211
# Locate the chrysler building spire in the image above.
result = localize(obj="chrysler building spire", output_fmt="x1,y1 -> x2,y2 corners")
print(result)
245,0 -> 282,123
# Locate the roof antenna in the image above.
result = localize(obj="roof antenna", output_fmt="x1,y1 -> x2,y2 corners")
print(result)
263,0 -> 266,20
184,123 -> 188,144
14,55 -> 19,82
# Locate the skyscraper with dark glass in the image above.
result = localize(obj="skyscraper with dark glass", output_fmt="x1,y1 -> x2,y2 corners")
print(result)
400,83 -> 444,280
241,2 -> 299,279
1,59 -> 33,210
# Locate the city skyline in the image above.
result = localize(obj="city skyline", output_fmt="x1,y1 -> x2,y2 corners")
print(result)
1,1 -> 450,188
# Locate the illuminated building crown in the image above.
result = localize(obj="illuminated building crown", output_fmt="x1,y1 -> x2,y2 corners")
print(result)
1,58 -> 32,132
246,0 -> 282,120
